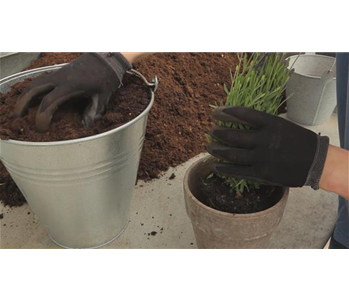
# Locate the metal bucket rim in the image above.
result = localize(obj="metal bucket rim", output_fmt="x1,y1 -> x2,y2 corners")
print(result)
287,54 -> 337,80
0,64 -> 155,147
0,52 -> 19,58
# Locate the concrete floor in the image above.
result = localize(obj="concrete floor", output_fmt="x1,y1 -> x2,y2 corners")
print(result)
0,112 -> 340,249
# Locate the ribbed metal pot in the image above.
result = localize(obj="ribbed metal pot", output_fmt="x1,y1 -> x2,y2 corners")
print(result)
0,65 -> 158,248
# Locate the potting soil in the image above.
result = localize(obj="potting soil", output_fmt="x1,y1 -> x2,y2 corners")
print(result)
1,52 -> 241,207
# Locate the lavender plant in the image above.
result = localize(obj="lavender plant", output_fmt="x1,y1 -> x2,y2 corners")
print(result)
210,52 -> 292,194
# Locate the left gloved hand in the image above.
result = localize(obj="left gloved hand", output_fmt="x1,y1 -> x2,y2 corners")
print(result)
14,52 -> 132,132
207,106 -> 330,189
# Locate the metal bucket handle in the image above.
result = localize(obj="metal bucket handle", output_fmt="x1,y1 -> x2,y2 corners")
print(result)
305,52 -> 336,86
127,69 -> 159,92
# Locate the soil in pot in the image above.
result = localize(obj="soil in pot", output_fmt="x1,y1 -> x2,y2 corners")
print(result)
199,173 -> 281,214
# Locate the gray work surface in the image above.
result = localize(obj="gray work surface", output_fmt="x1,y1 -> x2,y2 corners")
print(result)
0,112 -> 340,249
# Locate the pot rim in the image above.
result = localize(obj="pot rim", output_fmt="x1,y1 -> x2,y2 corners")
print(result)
0,64 -> 156,146
184,156 -> 289,219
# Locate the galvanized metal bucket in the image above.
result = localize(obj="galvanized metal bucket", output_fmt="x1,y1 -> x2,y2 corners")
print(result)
286,54 -> 336,126
0,65 -> 158,248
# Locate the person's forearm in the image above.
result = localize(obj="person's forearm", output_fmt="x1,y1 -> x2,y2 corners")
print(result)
319,145 -> 349,200
121,52 -> 153,64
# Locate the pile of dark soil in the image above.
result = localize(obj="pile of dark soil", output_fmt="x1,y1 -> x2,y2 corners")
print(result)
0,52 -> 240,207
134,53 -> 240,179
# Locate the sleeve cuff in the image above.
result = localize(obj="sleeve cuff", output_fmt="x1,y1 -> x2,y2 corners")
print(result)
305,135 -> 330,190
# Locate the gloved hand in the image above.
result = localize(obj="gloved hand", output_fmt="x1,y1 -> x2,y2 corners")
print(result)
14,52 -> 132,132
207,106 -> 330,189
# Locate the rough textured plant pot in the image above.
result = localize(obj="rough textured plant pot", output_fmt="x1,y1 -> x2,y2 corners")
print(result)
183,156 -> 289,249
0,65 -> 158,249
286,54 -> 336,126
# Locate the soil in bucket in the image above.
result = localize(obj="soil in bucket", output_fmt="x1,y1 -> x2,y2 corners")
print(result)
0,73 -> 150,142
198,173 -> 280,214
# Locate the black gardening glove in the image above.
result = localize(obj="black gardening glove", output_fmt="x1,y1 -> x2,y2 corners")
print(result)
14,52 -> 132,132
207,106 -> 330,189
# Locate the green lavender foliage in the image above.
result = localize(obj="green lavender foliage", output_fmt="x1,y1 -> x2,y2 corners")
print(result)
210,53 -> 292,194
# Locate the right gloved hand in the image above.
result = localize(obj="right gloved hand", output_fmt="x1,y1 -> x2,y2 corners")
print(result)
207,106 -> 330,190
14,52 -> 132,132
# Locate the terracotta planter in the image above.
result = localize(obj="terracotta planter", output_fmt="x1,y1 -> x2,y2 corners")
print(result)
183,156 -> 289,249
